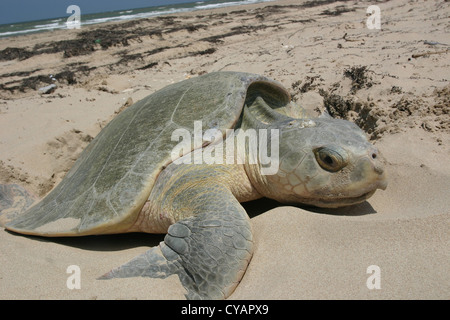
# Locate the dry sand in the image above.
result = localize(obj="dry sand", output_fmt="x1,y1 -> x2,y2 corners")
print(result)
0,0 -> 449,299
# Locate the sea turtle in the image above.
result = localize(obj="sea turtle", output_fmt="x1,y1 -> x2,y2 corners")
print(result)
0,71 -> 387,299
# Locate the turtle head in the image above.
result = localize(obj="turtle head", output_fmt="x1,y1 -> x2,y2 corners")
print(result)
241,105 -> 388,208
241,86 -> 387,208
259,116 -> 387,208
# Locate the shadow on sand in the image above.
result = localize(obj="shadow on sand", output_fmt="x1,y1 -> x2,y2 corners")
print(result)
4,197 -> 377,252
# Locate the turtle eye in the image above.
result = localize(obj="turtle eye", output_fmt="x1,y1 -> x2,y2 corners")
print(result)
314,146 -> 348,172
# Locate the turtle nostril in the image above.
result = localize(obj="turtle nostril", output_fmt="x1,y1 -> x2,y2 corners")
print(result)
374,165 -> 384,175
372,153 -> 377,159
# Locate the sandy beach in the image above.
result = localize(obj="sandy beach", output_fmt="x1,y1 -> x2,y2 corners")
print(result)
0,0 -> 449,300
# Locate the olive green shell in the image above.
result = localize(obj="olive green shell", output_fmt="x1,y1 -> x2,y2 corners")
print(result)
6,72 -> 289,236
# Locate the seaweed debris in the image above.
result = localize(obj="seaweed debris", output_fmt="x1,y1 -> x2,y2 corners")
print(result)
343,65 -> 374,93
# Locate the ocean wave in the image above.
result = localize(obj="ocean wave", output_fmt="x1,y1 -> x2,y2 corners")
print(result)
33,22 -> 61,29
0,29 -> 41,37
81,8 -> 191,26
194,0 -> 274,10
0,0 -> 275,38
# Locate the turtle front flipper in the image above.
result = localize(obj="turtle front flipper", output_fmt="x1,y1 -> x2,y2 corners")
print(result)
101,184 -> 253,300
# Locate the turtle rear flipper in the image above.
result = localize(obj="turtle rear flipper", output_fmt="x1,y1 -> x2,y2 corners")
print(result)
0,184 -> 38,227
100,185 -> 253,300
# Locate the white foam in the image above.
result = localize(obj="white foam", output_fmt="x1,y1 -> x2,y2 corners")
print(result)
195,0 -> 274,10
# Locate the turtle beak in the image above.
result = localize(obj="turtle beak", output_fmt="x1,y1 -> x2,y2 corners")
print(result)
377,173 -> 388,190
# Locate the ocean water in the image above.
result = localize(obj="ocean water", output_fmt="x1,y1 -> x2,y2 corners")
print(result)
0,0 -> 275,38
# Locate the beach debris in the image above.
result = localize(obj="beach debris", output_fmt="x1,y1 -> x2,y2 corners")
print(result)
0,47 -> 33,61
411,49 -> 449,59
291,75 -> 323,94
342,32 -> 364,43
137,62 -> 158,70
192,48 -> 216,56
318,89 -> 382,139
38,84 -> 57,94
97,86 -> 118,94
331,33 -> 364,43
281,43 -> 294,54
423,40 -> 449,46
421,121 -> 434,132
390,86 -> 402,94
320,5 -> 355,16
343,65 -> 373,92
115,97 -> 133,114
